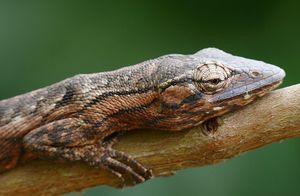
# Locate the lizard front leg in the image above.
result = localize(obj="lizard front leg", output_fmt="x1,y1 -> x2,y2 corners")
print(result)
23,118 -> 152,186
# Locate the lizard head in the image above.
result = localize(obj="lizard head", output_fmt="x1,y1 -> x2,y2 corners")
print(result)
157,48 -> 285,129
191,48 -> 286,101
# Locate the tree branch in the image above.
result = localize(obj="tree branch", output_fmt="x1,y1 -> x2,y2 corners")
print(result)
1,84 -> 300,196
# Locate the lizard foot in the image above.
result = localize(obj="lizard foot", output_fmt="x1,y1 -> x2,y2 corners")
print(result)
98,147 -> 153,187
96,132 -> 153,186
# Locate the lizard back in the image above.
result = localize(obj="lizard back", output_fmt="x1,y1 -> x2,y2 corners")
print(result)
0,57 -> 161,172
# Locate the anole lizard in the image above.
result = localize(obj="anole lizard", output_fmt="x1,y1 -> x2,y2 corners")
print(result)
0,48 -> 285,185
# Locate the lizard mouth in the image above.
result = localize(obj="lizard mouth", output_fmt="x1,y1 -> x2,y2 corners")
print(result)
247,80 -> 282,98
210,66 -> 285,102
211,80 -> 283,109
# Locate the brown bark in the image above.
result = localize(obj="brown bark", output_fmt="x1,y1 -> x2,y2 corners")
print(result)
0,84 -> 299,196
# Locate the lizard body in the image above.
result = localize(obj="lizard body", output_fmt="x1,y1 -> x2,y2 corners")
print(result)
0,48 -> 285,185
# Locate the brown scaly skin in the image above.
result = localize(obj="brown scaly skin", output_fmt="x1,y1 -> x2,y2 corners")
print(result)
0,48 -> 285,185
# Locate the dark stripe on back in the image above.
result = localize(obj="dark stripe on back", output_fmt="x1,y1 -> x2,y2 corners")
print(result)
92,97 -> 158,129
55,86 -> 76,109
82,86 -> 155,109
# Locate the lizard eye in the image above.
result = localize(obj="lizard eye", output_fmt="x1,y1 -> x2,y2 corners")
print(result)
206,78 -> 222,85
193,62 -> 231,94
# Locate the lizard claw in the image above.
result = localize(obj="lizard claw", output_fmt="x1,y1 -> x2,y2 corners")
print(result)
99,148 -> 153,186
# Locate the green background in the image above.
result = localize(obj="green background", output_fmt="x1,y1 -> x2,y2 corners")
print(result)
0,1 -> 299,196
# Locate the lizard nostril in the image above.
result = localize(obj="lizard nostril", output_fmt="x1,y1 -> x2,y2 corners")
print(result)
249,71 -> 260,78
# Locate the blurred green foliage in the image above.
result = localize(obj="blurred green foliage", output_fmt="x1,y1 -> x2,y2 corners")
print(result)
0,1 -> 299,196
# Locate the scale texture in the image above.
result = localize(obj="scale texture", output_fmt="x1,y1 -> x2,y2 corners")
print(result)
0,48 -> 285,185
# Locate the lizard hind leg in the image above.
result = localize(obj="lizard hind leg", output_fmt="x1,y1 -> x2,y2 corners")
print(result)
23,118 -> 152,186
